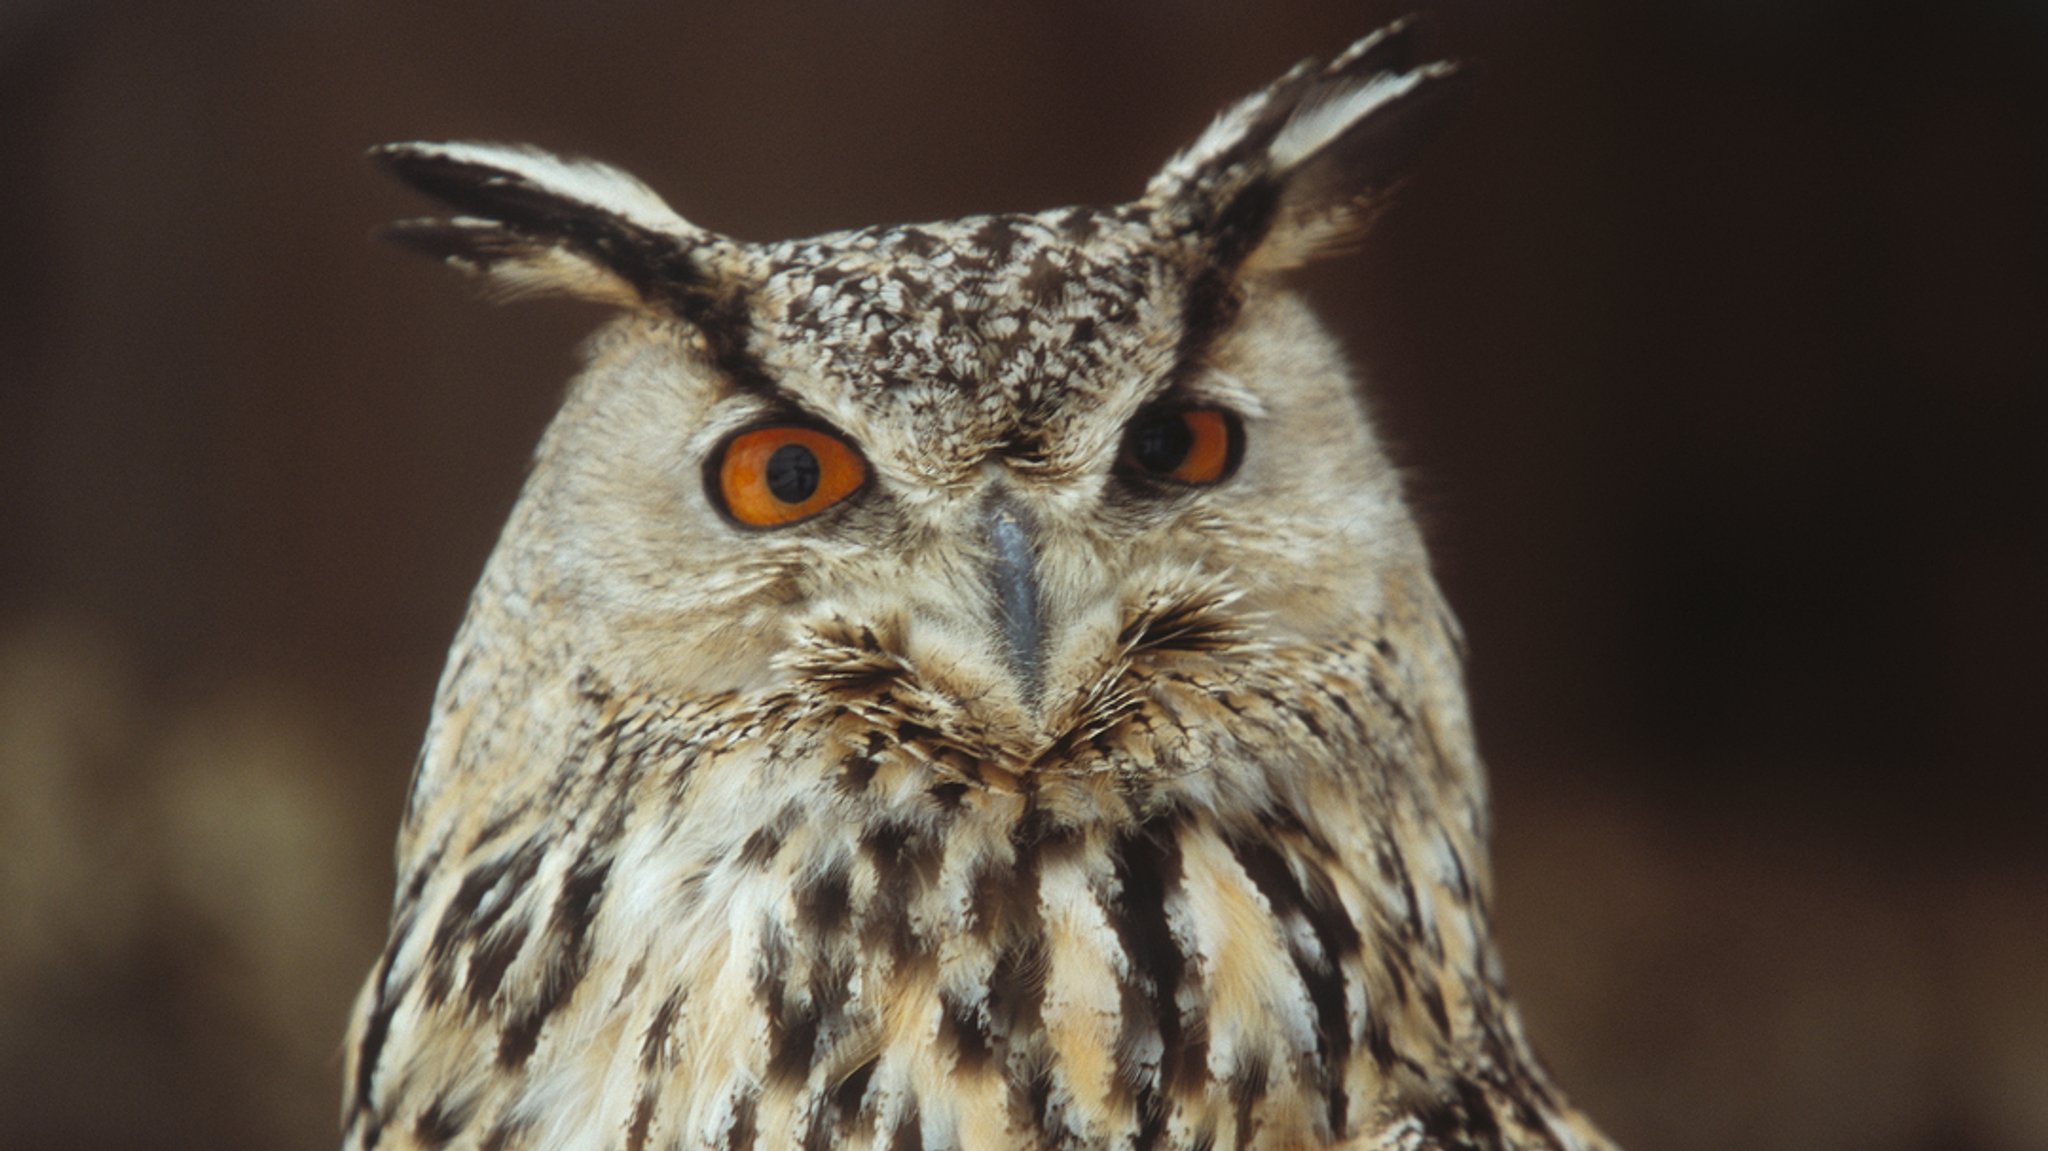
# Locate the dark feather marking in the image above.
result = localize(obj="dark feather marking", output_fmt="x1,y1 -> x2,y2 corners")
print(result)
1229,1049 -> 1270,1151
860,820 -> 933,960
1011,801 -> 1085,864
344,893 -> 417,1132
1416,1077 -> 1507,1149
1483,1005 -> 1559,1113
1108,817 -> 1189,1144
470,803 -> 539,856
795,856 -> 854,936
1419,981 -> 1452,1038
1381,947 -> 1411,1005
1446,847 -> 1472,905
463,917 -> 530,1011
801,1099 -> 834,1151
939,985 -> 995,1071
968,216 -> 1023,266
836,750 -> 882,794
428,841 -> 545,973
1375,841 -> 1425,941
806,951 -> 856,1057
557,848 -> 612,952
725,1089 -> 759,1151
971,840 -> 1053,1118
858,820 -> 914,881
1288,700 -> 1328,743
412,1091 -> 471,1148
989,934 -> 1048,1055
624,1090 -> 657,1151
349,949 -> 402,1120
498,850 -> 612,1068
738,825 -> 785,868
1228,833 -> 1352,1133
1025,1058 -> 1055,1133
1202,176 -> 1283,282
1364,1013 -> 1396,1068
1165,149 -> 1282,389
761,936 -> 853,1090
1172,259 -> 1248,391
1327,689 -> 1364,736
890,1100 -> 923,1151
394,837 -> 446,916
1294,853 -> 1365,959
752,921 -> 793,1066
1497,1069 -> 1560,1146
739,802 -> 801,869
894,718 -> 939,748
832,1056 -> 879,1126
764,993 -> 819,1087
968,853 -> 1032,942
641,990 -> 682,1071
1019,246 -> 1072,309
1121,593 -> 1243,657
1135,1096 -> 1167,1151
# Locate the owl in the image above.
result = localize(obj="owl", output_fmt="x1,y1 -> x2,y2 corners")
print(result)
344,23 -> 1616,1151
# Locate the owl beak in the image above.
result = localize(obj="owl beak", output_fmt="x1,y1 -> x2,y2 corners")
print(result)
982,496 -> 1046,708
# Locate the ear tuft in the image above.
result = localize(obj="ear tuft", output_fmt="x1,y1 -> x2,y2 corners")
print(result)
1144,19 -> 1465,273
378,216 -> 627,303
370,141 -> 733,308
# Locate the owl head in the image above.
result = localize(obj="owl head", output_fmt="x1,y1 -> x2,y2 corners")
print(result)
377,24 -> 1462,767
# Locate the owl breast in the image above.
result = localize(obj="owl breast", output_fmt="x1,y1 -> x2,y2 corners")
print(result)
447,616 -> 1483,1151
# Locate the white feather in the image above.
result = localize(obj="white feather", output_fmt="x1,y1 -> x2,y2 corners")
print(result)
407,140 -> 696,236
1267,68 -> 1429,171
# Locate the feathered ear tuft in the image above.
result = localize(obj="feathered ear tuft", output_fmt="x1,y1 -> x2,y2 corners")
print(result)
370,141 -> 740,309
1143,19 -> 1464,273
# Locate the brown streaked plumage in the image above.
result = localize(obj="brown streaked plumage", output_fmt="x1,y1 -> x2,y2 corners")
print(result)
346,23 -> 1618,1151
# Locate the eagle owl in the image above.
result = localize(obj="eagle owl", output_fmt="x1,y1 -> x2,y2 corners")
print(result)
345,24 -> 1617,1151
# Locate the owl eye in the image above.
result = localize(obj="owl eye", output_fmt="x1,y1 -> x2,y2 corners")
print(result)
1119,407 -> 1242,486
712,424 -> 868,527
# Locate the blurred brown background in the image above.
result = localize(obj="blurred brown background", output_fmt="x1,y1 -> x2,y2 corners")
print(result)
3,2 -> 2045,1149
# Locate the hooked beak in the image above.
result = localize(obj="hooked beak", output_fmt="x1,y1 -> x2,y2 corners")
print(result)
982,495 -> 1045,708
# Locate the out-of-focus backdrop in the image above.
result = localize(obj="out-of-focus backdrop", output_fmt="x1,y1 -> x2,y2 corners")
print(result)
4,2 -> 2045,1149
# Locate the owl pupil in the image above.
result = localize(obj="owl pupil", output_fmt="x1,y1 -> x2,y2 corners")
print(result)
1130,415 -> 1193,474
766,444 -> 821,504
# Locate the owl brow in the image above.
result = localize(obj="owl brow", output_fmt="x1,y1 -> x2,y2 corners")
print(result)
1141,371 -> 1255,421
658,278 -> 779,397
601,242 -> 774,397
703,389 -> 859,458
1171,272 -> 1244,390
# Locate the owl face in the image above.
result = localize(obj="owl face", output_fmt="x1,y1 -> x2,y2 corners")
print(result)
376,25 -> 1458,764
510,224 -> 1409,758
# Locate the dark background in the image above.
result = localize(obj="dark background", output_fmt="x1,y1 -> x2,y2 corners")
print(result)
3,2 -> 2044,1149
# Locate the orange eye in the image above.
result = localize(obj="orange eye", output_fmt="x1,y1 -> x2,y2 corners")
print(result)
713,424 -> 868,528
1120,407 -> 1242,486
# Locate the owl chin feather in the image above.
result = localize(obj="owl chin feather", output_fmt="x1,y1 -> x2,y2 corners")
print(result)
347,21 -> 1617,1151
